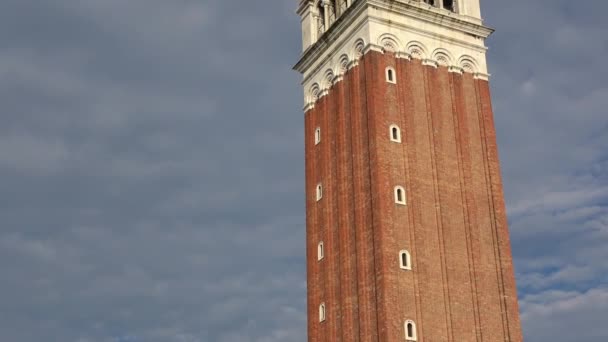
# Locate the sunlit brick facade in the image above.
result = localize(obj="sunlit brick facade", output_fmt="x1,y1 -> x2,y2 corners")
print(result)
294,1 -> 523,341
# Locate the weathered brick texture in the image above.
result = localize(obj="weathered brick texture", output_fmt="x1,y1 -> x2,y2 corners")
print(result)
305,51 -> 523,342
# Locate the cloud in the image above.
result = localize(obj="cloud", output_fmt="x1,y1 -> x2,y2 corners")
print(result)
0,0 -> 605,341
0,133 -> 69,172
520,288 -> 608,342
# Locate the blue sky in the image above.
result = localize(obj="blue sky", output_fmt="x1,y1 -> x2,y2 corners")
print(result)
0,0 -> 606,341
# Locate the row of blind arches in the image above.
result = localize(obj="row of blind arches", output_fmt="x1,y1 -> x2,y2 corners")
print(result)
315,58 -> 474,106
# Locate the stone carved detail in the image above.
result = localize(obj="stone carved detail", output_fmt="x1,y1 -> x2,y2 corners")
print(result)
462,62 -> 474,73
449,66 -> 464,74
406,42 -> 427,60
310,83 -> 321,102
381,39 -> 397,53
324,69 -> 335,88
378,33 -> 402,53
303,37 -> 484,109
339,54 -> 350,74
432,49 -> 453,67
383,40 -> 396,52
436,55 -> 449,66
353,39 -> 365,59
458,56 -> 478,73
410,48 -> 423,59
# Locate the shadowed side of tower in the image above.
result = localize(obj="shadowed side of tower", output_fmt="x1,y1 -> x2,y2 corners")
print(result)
295,1 -> 523,341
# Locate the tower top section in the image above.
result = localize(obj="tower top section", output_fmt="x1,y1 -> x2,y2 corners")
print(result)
294,0 -> 493,110
297,0 -> 486,51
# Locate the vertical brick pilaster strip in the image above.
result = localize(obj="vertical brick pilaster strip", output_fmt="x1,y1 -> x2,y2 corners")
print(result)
473,78 -> 509,340
362,51 -> 382,342
326,80 -> 343,342
424,65 -> 455,341
309,96 -> 327,341
461,72 -> 504,341
432,65 -> 484,341
305,105 -> 318,342
476,80 -> 523,341
381,52 -> 414,341
337,68 -> 360,342
317,95 -> 329,342
456,73 -> 492,341
398,57 -> 424,341
364,51 -> 392,341
407,59 -> 449,341
450,72 -> 482,342
350,57 -> 379,342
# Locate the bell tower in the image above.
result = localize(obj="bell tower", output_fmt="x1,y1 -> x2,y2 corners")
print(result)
294,1 -> 523,341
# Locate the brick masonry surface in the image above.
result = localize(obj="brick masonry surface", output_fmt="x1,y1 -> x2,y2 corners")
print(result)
304,51 -> 523,342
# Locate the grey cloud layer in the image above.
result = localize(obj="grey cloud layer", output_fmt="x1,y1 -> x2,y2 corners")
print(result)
0,0 -> 606,341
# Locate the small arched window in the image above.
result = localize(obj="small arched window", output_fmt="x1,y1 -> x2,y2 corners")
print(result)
315,127 -> 321,145
399,250 -> 412,270
319,303 -> 326,322
389,124 -> 401,143
386,67 -> 396,84
316,183 -> 323,201
394,186 -> 406,205
318,241 -> 325,261
405,320 -> 417,340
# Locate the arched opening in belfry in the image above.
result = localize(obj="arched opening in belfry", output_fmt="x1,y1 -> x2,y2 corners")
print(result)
328,0 -> 337,23
423,0 -> 435,6
339,0 -> 348,14
443,0 -> 455,12
317,2 -> 326,35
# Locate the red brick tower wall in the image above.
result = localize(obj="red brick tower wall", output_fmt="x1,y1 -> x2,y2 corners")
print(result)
305,50 -> 523,342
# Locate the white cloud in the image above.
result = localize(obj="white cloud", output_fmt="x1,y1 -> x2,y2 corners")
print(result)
521,288 -> 608,342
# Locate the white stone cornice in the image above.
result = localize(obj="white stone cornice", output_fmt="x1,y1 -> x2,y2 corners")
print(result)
396,51 -> 411,60
422,59 -> 438,68
448,66 -> 464,74
363,43 -> 384,54
474,72 -> 491,81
